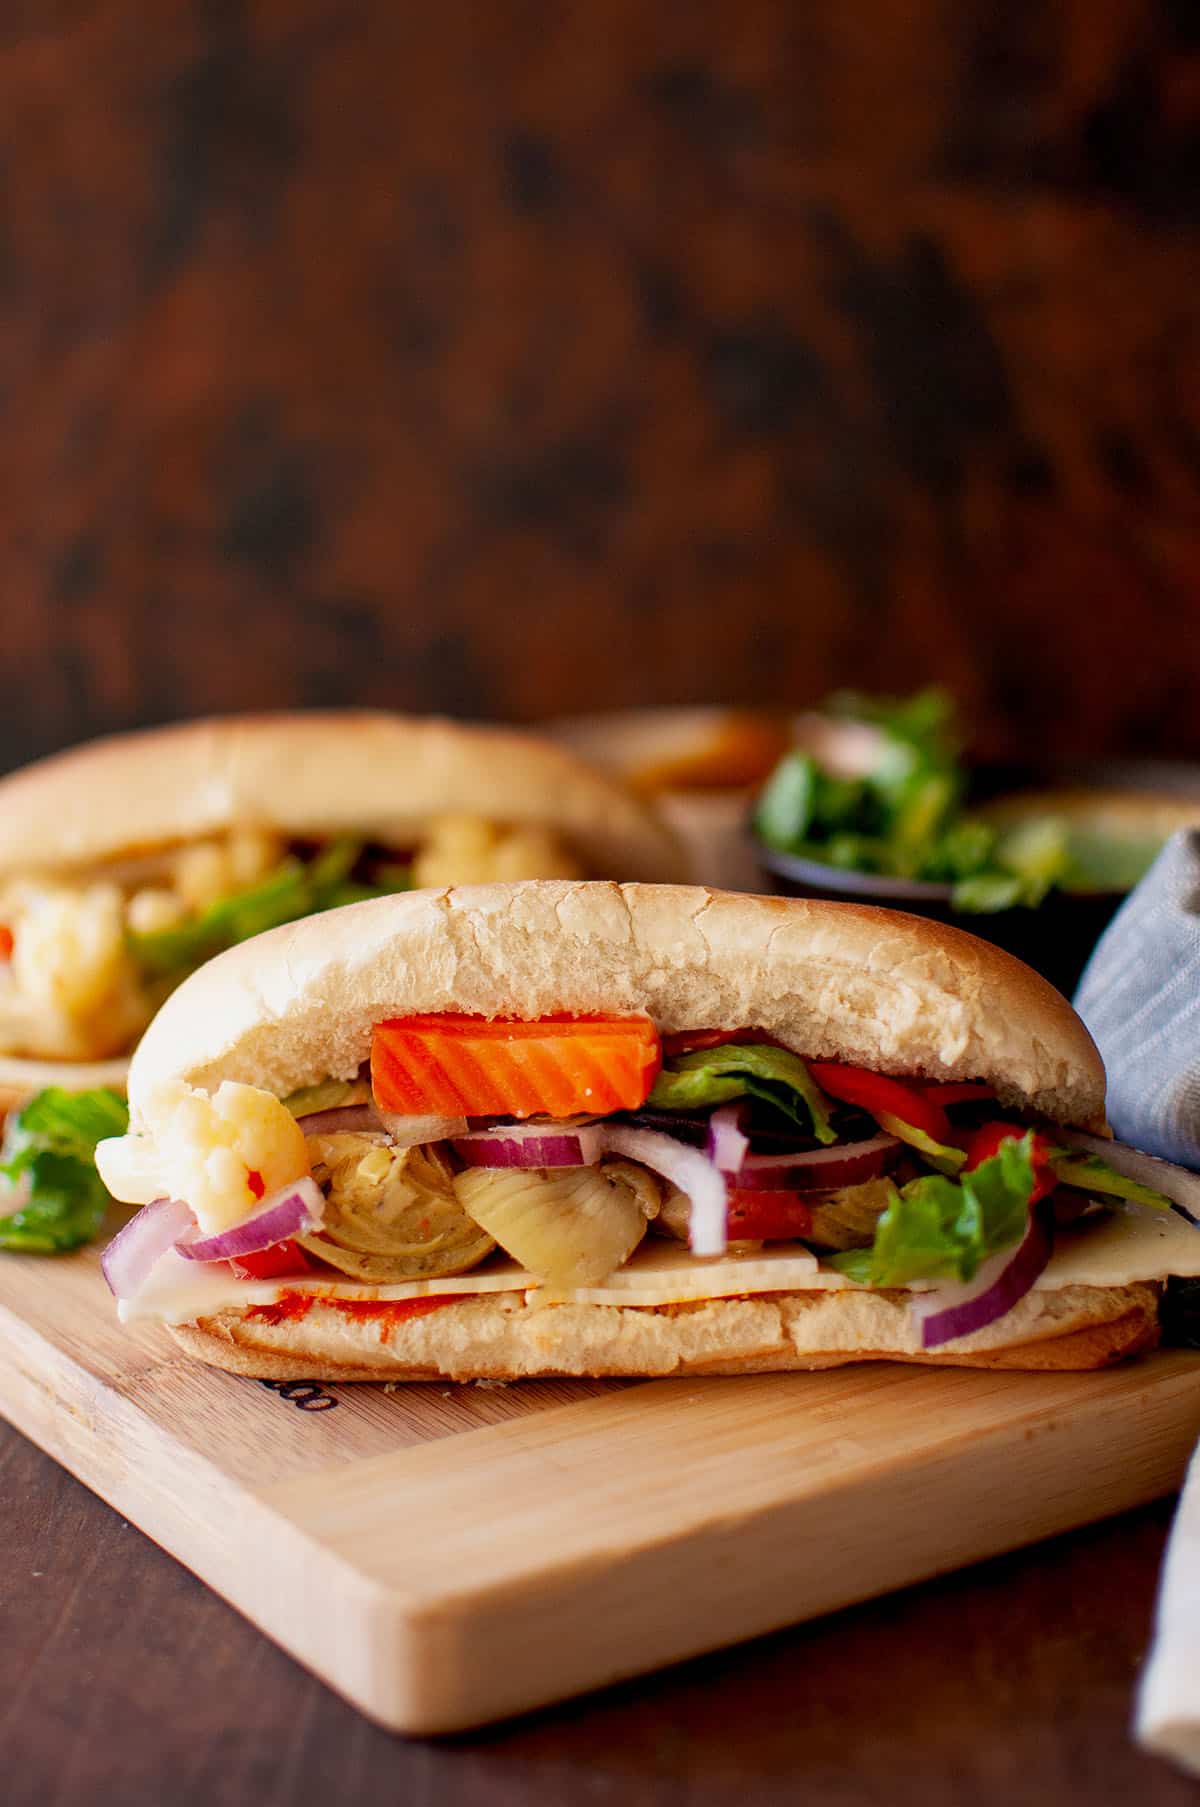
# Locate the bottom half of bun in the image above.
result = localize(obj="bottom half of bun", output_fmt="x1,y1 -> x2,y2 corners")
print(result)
167,1280 -> 1161,1382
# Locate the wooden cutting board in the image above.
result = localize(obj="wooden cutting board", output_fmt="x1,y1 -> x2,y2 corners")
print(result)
2,1229 -> 1199,1734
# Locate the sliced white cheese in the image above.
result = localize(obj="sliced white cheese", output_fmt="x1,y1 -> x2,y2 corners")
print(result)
120,1242 -> 825,1324
119,1246 -> 534,1325
120,1205 -> 1200,1327
1032,1203 -> 1200,1288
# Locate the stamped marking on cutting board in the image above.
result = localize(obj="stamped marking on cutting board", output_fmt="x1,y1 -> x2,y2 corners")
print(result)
259,1378 -> 340,1411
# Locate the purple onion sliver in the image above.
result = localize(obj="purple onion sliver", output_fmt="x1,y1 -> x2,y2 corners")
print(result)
915,1213 -> 1052,1350
706,1102 -> 750,1175
729,1131 -> 900,1192
176,1178 -> 325,1263
453,1133 -> 591,1169
452,1120 -> 605,1168
100,1197 -> 195,1300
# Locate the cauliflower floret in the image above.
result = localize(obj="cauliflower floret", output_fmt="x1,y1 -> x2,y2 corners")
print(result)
126,886 -> 187,935
171,829 -> 281,913
227,827 -> 283,888
412,814 -> 582,887
99,1081 -> 310,1232
488,826 -> 582,882
3,881 -> 149,1057
171,842 -> 231,913
411,814 -> 499,887
14,882 -> 128,1017
0,827 -> 283,1063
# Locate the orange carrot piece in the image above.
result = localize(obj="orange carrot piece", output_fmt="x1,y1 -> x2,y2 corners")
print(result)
371,1014 -> 661,1119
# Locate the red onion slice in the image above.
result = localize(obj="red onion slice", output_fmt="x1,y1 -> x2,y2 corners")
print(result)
453,1121 -> 605,1169
911,1212 -> 1052,1350
706,1103 -> 750,1174
176,1177 -> 326,1264
724,1131 -> 901,1193
100,1198 -> 195,1300
601,1124 -> 727,1256
1055,1130 -> 1200,1222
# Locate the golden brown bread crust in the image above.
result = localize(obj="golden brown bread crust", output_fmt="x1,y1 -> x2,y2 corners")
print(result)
129,881 -> 1106,1128
780,1310 -> 1159,1372
166,1280 -> 1158,1381
0,712 -> 685,883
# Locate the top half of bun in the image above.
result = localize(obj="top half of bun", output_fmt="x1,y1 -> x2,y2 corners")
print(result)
0,712 -> 684,883
127,881 -> 1106,1133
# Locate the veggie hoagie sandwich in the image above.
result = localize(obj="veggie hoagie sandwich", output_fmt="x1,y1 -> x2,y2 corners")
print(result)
96,882 -> 1200,1380
0,714 -> 682,1109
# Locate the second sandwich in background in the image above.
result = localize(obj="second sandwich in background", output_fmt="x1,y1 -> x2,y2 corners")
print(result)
0,712 -> 684,1108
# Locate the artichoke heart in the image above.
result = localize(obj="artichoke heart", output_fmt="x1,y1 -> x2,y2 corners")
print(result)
298,1133 -> 495,1281
807,1177 -> 897,1250
654,1185 -> 694,1242
453,1160 -> 658,1288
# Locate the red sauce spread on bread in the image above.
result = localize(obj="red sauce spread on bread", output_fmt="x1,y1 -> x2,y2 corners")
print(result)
245,1292 -> 464,1333
245,1292 -> 315,1327
326,1295 -> 465,1323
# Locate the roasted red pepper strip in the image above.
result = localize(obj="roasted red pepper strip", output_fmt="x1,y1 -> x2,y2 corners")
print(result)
806,1062 -> 956,1147
963,1121 -> 1058,1204
921,1081 -> 996,1106
0,925 -> 13,961
726,1189 -> 815,1241
229,1239 -> 316,1281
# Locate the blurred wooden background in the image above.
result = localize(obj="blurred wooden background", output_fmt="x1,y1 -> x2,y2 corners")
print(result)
2,1 -> 1198,769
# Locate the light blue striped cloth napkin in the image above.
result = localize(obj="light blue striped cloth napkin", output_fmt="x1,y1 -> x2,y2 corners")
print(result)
1074,832 -> 1200,1166
1076,833 -> 1200,1773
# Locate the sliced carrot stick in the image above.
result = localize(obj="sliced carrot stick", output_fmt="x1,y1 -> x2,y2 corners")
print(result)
371,1013 -> 661,1119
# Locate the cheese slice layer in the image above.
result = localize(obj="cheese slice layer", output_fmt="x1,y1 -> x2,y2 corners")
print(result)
119,1204 -> 1200,1326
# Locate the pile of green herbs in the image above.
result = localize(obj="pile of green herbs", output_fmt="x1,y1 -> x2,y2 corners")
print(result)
753,689 -> 1131,913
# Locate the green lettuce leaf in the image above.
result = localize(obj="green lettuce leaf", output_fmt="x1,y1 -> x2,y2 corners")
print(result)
950,873 -> 1026,914
752,686 -> 1148,909
128,839 -> 411,983
648,1044 -> 836,1145
828,1132 -> 1037,1287
826,1245 -> 874,1285
1050,1153 -> 1171,1211
754,752 -> 819,849
4,1086 -> 128,1163
0,1087 -> 130,1253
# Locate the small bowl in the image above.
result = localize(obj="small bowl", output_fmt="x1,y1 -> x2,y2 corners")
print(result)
753,841 -> 1126,997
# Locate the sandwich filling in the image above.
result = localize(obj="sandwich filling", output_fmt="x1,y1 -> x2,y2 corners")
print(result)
94,1013 -> 1198,1352
0,820 -> 580,1062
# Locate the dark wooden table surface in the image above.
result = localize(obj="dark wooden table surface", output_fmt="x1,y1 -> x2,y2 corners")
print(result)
3,1417 -> 1197,1806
